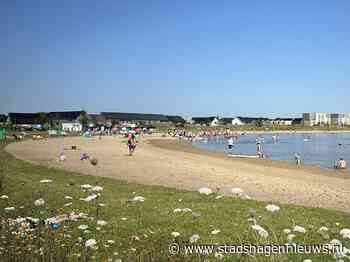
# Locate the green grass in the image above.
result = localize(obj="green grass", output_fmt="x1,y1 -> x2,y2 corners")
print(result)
0,141 -> 350,262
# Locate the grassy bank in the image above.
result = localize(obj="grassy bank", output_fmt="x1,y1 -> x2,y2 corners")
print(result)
0,141 -> 350,261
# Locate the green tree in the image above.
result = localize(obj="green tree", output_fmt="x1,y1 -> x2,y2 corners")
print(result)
78,111 -> 89,130
38,112 -> 49,130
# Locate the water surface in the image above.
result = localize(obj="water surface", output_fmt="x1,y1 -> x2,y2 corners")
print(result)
193,133 -> 350,173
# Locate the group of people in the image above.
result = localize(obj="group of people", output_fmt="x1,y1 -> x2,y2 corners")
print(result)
335,158 -> 347,170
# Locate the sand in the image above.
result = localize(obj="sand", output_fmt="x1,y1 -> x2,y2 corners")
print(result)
5,135 -> 350,213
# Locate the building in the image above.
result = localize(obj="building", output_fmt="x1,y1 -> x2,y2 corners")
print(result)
165,115 -> 186,125
220,118 -> 234,125
48,111 -> 84,132
302,113 -> 331,126
0,114 -> 7,125
272,118 -> 294,126
344,114 -> 350,126
231,117 -> 271,126
292,118 -> 303,125
101,112 -> 169,125
330,113 -> 346,127
8,113 -> 42,127
191,117 -> 219,126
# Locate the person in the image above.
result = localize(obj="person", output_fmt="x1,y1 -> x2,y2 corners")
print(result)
294,153 -> 301,166
335,158 -> 347,169
127,132 -> 137,156
227,137 -> 234,150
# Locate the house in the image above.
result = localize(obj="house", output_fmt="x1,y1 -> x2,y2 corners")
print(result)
272,118 -> 294,126
48,111 -> 84,132
8,113 -> 42,127
232,117 -> 271,126
330,114 -> 346,127
101,112 -> 169,125
191,117 -> 219,126
165,115 -> 186,125
302,113 -> 331,126
292,118 -> 303,125
220,118 -> 234,125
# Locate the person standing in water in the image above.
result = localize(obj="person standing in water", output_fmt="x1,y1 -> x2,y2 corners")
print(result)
228,137 -> 234,149
127,132 -> 137,156
294,153 -> 301,166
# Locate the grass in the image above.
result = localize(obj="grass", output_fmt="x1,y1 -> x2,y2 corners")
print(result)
0,141 -> 350,261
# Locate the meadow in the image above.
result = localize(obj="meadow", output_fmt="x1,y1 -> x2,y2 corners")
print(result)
1,140 -> 350,262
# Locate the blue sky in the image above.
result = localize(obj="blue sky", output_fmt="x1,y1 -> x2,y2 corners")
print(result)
1,0 -> 349,117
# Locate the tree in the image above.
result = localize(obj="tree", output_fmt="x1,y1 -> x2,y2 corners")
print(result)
38,112 -> 49,130
78,111 -> 89,130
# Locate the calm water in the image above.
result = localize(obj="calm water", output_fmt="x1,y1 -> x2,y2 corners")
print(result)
193,133 -> 350,173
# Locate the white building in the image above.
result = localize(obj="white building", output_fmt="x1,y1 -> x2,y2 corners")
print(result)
61,122 -> 82,132
302,113 -> 331,126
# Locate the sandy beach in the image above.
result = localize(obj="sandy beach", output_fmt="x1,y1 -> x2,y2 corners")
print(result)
6,135 -> 350,213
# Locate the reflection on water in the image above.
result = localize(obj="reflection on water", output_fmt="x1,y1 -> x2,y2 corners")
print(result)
193,133 -> 350,173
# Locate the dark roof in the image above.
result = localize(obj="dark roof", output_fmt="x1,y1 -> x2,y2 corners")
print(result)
8,113 -> 42,125
274,118 -> 294,121
101,112 -> 168,122
237,117 -> 271,124
192,117 -> 217,124
48,111 -> 84,121
220,118 -> 234,124
292,118 -> 303,124
166,115 -> 186,123
0,114 -> 7,122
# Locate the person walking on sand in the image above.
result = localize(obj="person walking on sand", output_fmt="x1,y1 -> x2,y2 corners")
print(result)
127,132 -> 137,156
294,153 -> 301,166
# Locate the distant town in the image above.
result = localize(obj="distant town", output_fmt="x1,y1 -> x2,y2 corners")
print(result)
1,111 -> 350,132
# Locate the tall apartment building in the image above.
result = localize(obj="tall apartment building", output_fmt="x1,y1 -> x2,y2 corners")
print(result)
303,113 -> 350,126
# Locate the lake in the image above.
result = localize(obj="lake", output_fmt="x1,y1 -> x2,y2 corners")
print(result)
193,133 -> 350,172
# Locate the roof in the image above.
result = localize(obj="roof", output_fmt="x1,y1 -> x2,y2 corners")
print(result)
274,118 -> 294,121
236,117 -> 271,124
192,117 -> 217,123
220,117 -> 234,124
101,112 -> 169,122
166,115 -> 186,123
48,111 -> 84,121
0,114 -> 7,122
8,113 -> 42,125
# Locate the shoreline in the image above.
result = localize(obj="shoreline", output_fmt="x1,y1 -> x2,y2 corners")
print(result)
148,138 -> 349,179
5,136 -> 350,213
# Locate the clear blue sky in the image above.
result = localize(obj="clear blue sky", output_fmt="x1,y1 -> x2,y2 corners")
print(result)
1,0 -> 349,117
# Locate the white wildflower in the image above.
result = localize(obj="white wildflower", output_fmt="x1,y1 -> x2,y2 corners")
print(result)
0,195 -> 9,199
40,179 -> 52,183
78,225 -> 89,230
65,196 -> 73,200
283,229 -> 291,234
339,229 -> 350,239
121,217 -> 127,221
64,202 -> 72,207
265,204 -> 280,213
215,195 -> 223,199
251,225 -> 269,238
293,225 -> 306,233
211,229 -> 221,235
190,234 -> 200,243
92,186 -> 103,192
34,198 -> 45,206
97,220 -> 107,226
80,194 -> 98,202
173,208 -> 192,213
85,239 -> 97,248
318,226 -> 329,232
107,240 -> 115,244
198,187 -> 213,195
132,196 -> 145,202
303,259 -> 312,262
171,232 -> 180,238
231,188 -> 244,196
98,203 -> 106,207
80,184 -> 92,189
